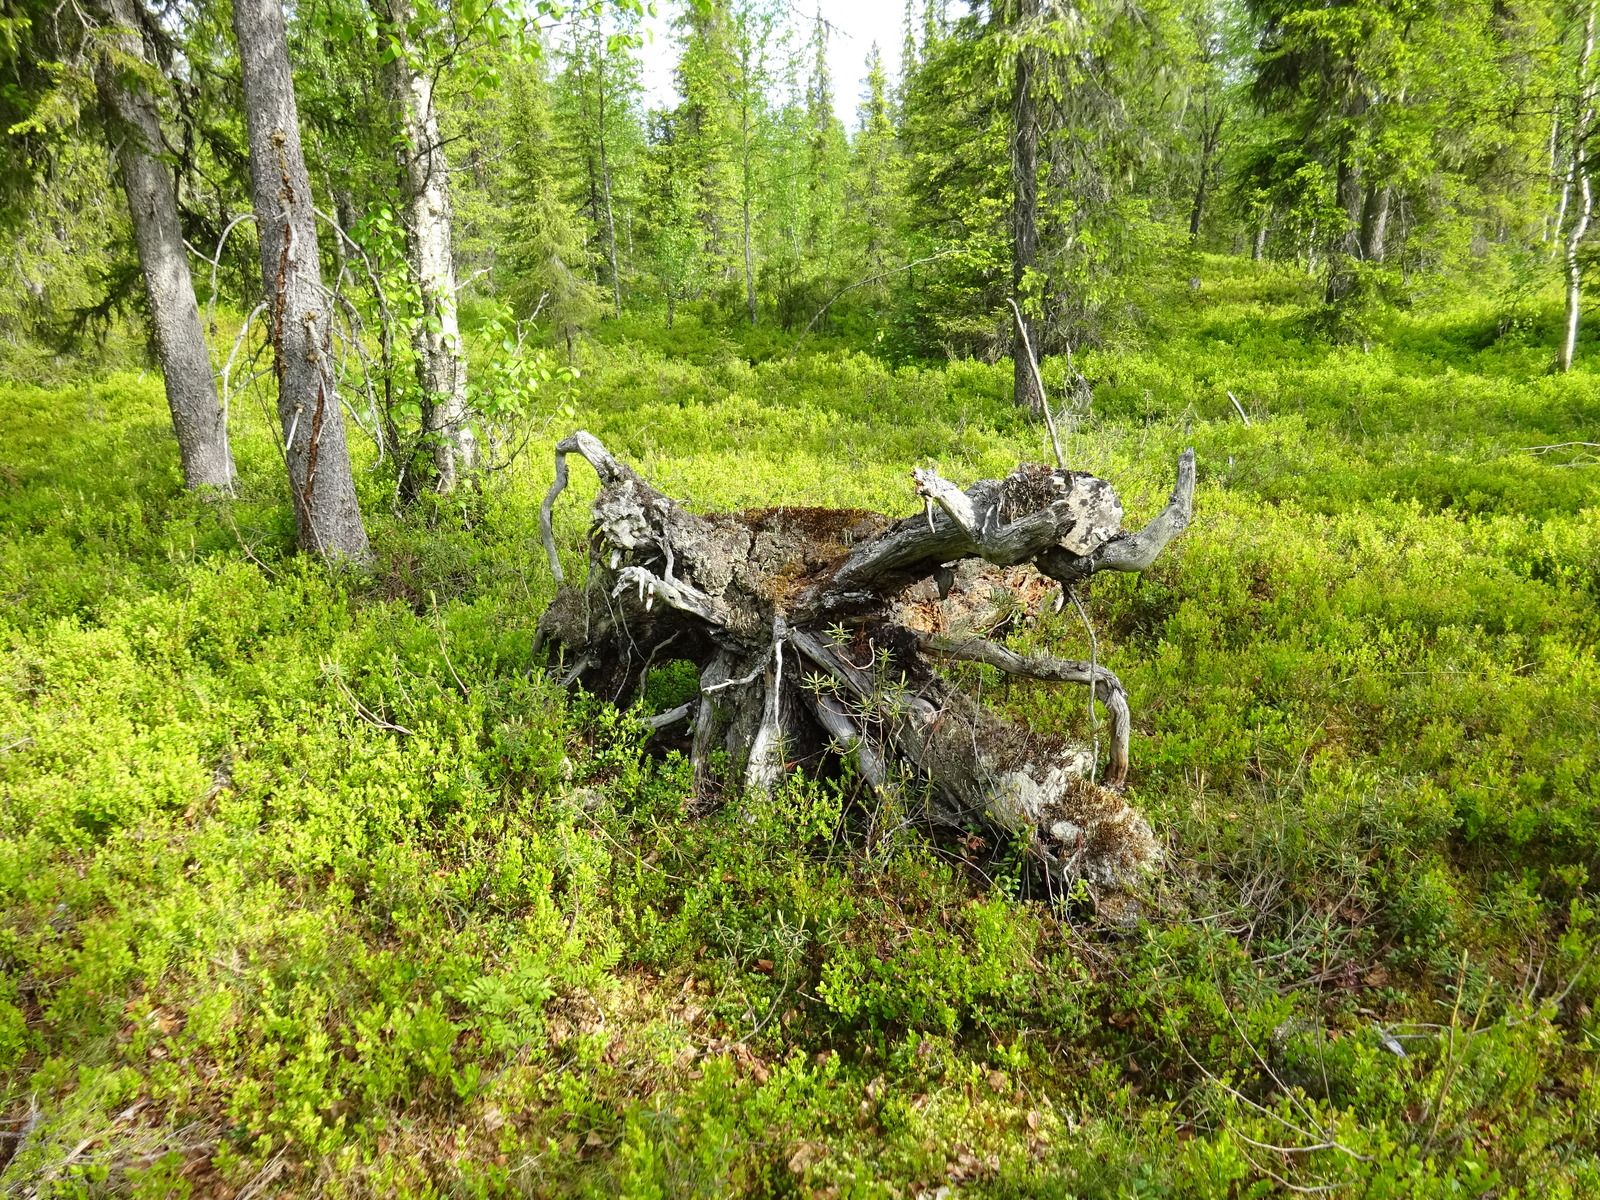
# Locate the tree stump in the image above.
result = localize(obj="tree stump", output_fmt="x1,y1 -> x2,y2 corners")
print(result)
534,432 -> 1195,891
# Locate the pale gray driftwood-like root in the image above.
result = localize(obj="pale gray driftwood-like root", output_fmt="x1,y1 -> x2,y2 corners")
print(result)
533,430 -> 1193,891
916,632 -> 1132,789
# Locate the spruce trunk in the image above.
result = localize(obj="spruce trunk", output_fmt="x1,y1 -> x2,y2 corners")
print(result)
97,0 -> 234,492
232,0 -> 370,559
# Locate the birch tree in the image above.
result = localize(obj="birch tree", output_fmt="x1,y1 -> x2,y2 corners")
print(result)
1556,0 -> 1598,372
371,0 -> 476,493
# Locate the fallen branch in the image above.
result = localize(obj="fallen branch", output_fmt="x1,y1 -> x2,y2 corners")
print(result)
1005,296 -> 1065,467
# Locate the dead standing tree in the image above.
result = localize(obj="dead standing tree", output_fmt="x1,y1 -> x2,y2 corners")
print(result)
535,432 -> 1194,891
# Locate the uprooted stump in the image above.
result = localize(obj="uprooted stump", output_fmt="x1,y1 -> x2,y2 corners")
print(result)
533,431 -> 1195,891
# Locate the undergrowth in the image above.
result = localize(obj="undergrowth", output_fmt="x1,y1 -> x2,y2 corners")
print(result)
1,257 -> 1597,1197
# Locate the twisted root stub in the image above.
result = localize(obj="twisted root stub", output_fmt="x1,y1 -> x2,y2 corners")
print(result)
534,432 -> 1194,891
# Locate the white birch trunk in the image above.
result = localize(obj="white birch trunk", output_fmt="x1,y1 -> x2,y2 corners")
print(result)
375,0 -> 475,492
1561,1 -> 1597,373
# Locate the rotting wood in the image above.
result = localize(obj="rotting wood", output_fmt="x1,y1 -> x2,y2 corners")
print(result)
535,431 -> 1195,891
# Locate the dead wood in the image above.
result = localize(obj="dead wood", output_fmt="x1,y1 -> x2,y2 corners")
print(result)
535,432 -> 1194,890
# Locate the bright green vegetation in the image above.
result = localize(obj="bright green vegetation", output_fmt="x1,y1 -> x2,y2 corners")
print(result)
3,261 -> 1599,1196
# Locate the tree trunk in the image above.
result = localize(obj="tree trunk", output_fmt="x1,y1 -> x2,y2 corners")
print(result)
1562,166 -> 1593,372
742,189 -> 756,326
1188,112 -> 1224,242
598,69 -> 623,320
535,432 -> 1196,891
1561,1 -> 1598,373
232,0 -> 370,559
1252,217 -> 1268,261
95,0 -> 234,493
373,0 -> 475,493
740,51 -> 757,327
1009,0 -> 1044,415
1359,180 -> 1393,265
1549,110 -> 1564,246
1323,143 -> 1365,304
328,188 -> 347,281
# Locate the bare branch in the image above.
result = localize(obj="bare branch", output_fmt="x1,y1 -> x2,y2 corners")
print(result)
1005,296 -> 1065,467
918,631 -> 1131,789
788,249 -> 963,360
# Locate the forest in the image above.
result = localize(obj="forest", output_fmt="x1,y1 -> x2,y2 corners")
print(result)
1,0 -> 1599,1194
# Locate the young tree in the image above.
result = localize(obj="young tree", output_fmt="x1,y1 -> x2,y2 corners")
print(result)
729,1 -> 777,324
849,44 -> 905,281
557,7 -> 646,319
802,8 -> 848,280
672,0 -> 741,294
232,0 -> 370,558
1001,0 -> 1045,413
1180,2 -> 1234,242
504,57 -> 603,350
641,110 -> 703,326
758,38 -> 819,329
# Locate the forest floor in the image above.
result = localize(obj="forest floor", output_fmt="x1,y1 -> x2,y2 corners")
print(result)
1,257 -> 1598,1197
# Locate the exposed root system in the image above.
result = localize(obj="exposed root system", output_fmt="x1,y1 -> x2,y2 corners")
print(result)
535,431 -> 1195,890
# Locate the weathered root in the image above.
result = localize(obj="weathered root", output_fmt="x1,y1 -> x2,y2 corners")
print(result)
916,631 -> 1132,789
534,431 -> 1193,891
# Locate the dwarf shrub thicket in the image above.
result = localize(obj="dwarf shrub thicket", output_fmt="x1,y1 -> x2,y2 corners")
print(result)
1,258 -> 1598,1196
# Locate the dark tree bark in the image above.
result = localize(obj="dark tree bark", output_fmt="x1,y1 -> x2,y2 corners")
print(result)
536,432 -> 1196,891
1009,0 -> 1044,415
95,0 -> 234,492
232,0 -> 370,559
1188,112 -> 1225,241
1324,145 -> 1366,304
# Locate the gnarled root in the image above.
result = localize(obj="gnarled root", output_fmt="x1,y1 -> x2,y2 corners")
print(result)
534,431 -> 1193,891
